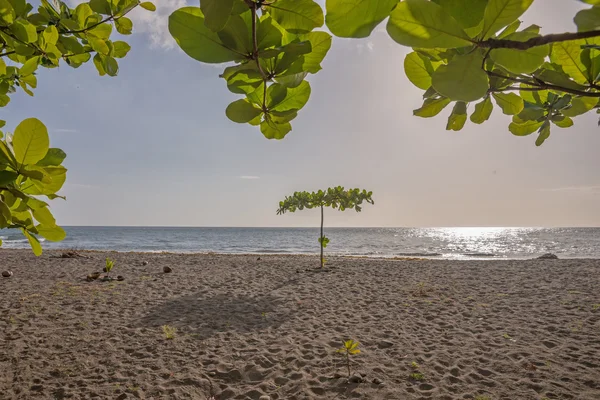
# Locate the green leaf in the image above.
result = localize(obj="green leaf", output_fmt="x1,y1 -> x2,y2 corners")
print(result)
88,22 -> 112,40
563,96 -> 598,117
40,25 -> 58,47
32,206 -> 55,226
89,37 -> 110,55
0,170 -> 18,185
267,0 -> 324,33
21,228 -> 42,256
13,118 -> 49,165
37,224 -> 66,241
535,120 -> 550,146
217,14 -> 252,54
260,119 -> 291,139
481,0 -> 534,39
575,6 -> 600,32
21,165 -> 52,183
104,56 -> 119,76
550,40 -> 589,84
226,99 -> 263,123
256,16 -> 283,50
93,53 -> 106,76
490,31 -> 549,74
404,51 -> 437,90
509,119 -> 542,136
89,0 -> 111,14
22,166 -> 67,195
267,83 -> 287,108
0,0 -> 15,24
115,16 -> 133,34
140,1 -> 156,12
169,7 -> 242,63
387,0 -> 473,49
446,101 -> 467,131
492,92 -> 524,115
470,96 -> 493,123
298,31 -> 332,73
112,41 -> 131,58
12,19 -> 37,43
37,148 -> 66,166
19,56 -> 39,75
0,58 -> 5,75
326,0 -> 398,38
413,97 -> 452,117
200,0 -> 233,31
534,68 -> 588,91
552,115 -> 574,128
433,0 -> 488,35
432,51 -> 489,102
519,85 -> 548,105
271,80 -> 311,112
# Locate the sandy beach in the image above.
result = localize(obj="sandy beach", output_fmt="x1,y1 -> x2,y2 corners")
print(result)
1,250 -> 599,399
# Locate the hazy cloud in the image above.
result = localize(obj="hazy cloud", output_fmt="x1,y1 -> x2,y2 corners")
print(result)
239,176 -> 260,180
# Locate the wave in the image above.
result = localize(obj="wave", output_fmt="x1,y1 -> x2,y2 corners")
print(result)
462,252 -> 496,257
396,252 -> 442,257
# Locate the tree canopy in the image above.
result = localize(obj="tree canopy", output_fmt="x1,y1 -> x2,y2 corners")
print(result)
170,0 -> 600,145
0,0 -> 154,253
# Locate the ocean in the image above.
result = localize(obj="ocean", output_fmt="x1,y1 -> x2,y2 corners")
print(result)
1,227 -> 599,259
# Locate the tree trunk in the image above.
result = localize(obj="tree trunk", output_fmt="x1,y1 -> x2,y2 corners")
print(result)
320,205 -> 324,268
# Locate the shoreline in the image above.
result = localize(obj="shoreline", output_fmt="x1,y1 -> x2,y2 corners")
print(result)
1,250 -> 599,399
1,247 -> 596,261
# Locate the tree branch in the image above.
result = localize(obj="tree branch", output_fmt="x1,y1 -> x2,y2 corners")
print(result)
251,3 -> 269,112
479,30 -> 600,50
0,50 -> 15,57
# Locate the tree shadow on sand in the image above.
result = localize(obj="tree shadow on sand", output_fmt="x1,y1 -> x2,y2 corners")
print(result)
135,293 -> 293,339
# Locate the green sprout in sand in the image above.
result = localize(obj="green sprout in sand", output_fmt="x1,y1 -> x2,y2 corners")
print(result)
337,339 -> 361,378
277,187 -> 374,268
105,258 -> 115,278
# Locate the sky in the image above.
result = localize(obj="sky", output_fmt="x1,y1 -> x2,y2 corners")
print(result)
5,0 -> 600,227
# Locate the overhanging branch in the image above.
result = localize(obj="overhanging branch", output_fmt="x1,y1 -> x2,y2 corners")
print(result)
479,30 -> 600,50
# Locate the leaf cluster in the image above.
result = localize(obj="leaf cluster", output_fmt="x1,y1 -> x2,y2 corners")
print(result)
276,186 -> 374,215
337,339 -> 361,355
0,0 -> 155,106
401,0 -> 600,145
0,118 -> 67,255
169,0 -> 332,139
170,0 -> 600,145
105,257 -> 114,274
0,0 -> 154,254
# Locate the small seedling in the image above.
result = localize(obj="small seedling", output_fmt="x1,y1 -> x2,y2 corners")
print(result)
162,325 -> 177,340
411,361 -> 419,370
474,396 -> 491,400
502,333 -> 511,339
409,372 -> 424,381
592,304 -> 600,311
337,339 -> 360,378
105,258 -> 115,277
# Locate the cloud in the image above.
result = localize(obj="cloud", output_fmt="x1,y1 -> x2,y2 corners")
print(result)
66,0 -> 189,49
239,176 -> 260,180
128,0 -> 190,49
540,185 -> 600,193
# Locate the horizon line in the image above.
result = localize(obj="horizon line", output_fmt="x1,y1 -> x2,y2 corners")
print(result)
49,225 -> 600,229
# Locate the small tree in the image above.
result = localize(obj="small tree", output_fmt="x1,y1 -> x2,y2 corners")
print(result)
277,187 -> 374,268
